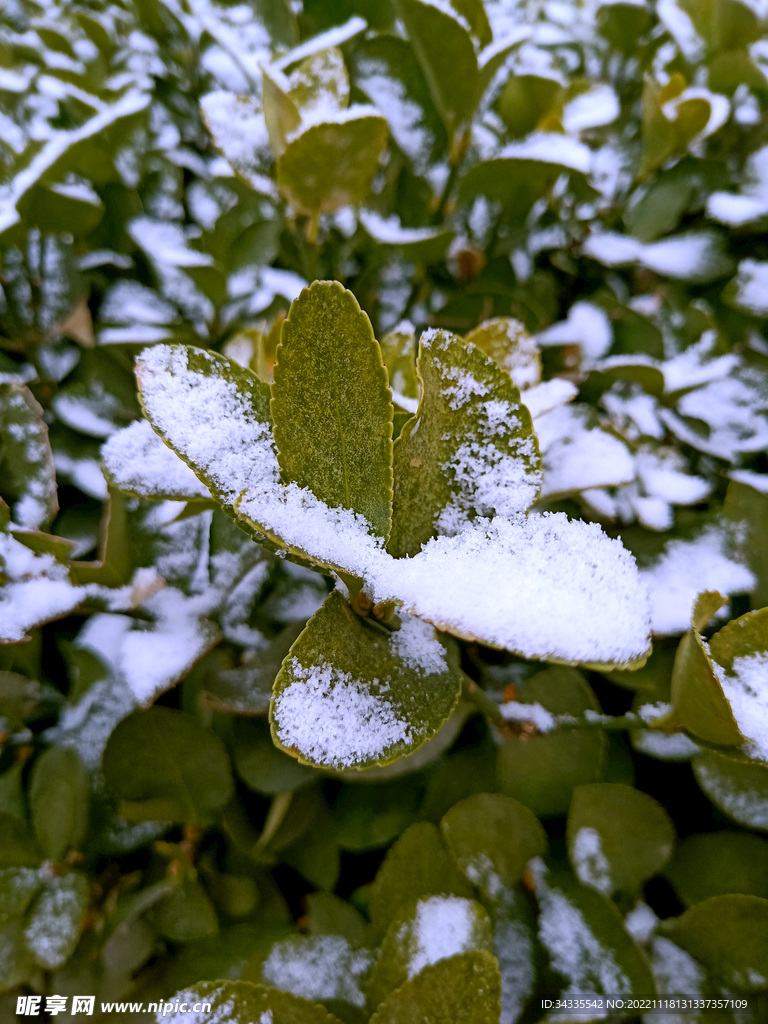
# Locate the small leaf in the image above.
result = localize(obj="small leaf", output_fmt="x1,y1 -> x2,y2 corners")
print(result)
665,831 -> 768,906
23,872 -> 89,970
693,750 -> 768,831
0,384 -> 57,530
464,318 -> 541,391
640,77 -> 678,176
388,328 -> 541,558
271,592 -> 463,770
52,349 -> 140,438
29,746 -> 89,862
233,718 -> 317,795
277,113 -> 388,219
440,793 -> 547,902
566,783 -> 675,897
369,822 -> 474,943
367,895 -> 493,1013
369,951 -> 501,1024
272,281 -> 393,538
282,804 -> 340,891
102,707 -> 234,825
496,668 -> 607,818
157,980 -> 346,1023
393,0 -> 479,142
660,894 -> 768,992
147,879 -> 219,943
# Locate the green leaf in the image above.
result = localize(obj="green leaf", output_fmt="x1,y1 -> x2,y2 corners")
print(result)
0,813 -> 41,869
665,831 -> 768,906
29,746 -> 89,862
693,750 -> 768,830
725,479 -> 768,609
288,47 -> 350,115
640,77 -> 679,177
367,895 -> 493,1013
368,822 -> 473,943
679,0 -> 762,51
201,93 -> 276,196
23,872 -> 88,970
566,783 -> 675,897
393,0 -> 479,143
0,385 -> 57,530
0,920 -> 35,993
102,707 -> 234,825
277,114 -> 388,220
233,718 -> 317,795
305,892 -> 368,947
464,318 -> 541,391
52,349 -> 141,439
282,803 -> 340,891
272,281 -> 393,539
388,328 -> 541,558
496,668 -> 607,818
147,879 -> 219,943
0,869 -> 42,926
369,950 -> 501,1024
270,592 -> 463,770
380,325 -> 419,407
440,793 -> 547,902
669,592 -> 743,747
531,863 -> 655,1007
332,777 -> 420,852
262,65 -> 302,159
159,980 -> 346,1023
660,894 -> 768,992
497,75 -> 564,140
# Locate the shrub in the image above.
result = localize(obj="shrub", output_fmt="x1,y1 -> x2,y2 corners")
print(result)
1,0 -> 768,1020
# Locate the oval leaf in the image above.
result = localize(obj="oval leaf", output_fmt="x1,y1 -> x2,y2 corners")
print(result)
156,980 -> 346,1023
270,592 -> 463,770
29,746 -> 90,862
272,281 -> 393,539
464,318 -> 541,391
693,750 -> 768,831
665,831 -> 768,906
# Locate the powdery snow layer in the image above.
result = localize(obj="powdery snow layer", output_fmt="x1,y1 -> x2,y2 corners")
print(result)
0,532 -> 86,642
571,827 -> 612,895
714,652 -> 768,762
102,419 -> 211,499
499,700 -> 556,733
403,896 -> 482,978
261,935 -> 371,1008
640,525 -> 755,635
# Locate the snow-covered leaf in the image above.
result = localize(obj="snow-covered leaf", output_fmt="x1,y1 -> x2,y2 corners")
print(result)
709,606 -> 768,761
154,980 -> 346,1024
693,749 -> 768,831
0,384 -> 57,530
23,872 -> 88,970
102,419 -> 212,502
270,592 -> 463,770
465,317 -> 541,390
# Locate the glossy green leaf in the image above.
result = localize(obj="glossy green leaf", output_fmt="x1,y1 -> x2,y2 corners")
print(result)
23,872 -> 88,970
0,384 -> 57,530
393,0 -> 479,142
441,793 -> 547,902
669,593 -> 743,747
497,75 -> 563,139
102,707 -> 234,825
465,318 -> 541,391
368,822 -> 473,943
710,604 -> 768,670
160,980 -> 346,1023
277,115 -> 388,219
388,328 -> 541,557
367,895 -> 493,1013
725,480 -> 768,610
693,750 -> 768,830
369,950 -> 501,1024
332,777 -> 420,852
660,894 -> 768,992
566,783 -> 674,897
147,879 -> 219,942
496,668 -> 607,818
532,863 -> 654,1007
639,77 -> 679,177
233,718 -> 317,796
665,831 -> 768,906
272,281 -> 393,538
270,592 -> 463,770
29,746 -> 89,862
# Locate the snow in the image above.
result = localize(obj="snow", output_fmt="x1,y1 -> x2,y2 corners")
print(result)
128,217 -> 212,268
640,525 -> 755,635
583,231 -> 730,282
23,876 -> 85,970
729,470 -> 768,494
389,614 -> 448,675
535,405 -> 635,498
0,532 -> 86,643
403,896 -> 479,978
261,935 -> 371,1007
199,91 -> 276,197
536,302 -> 613,367
695,754 -> 768,828
99,281 -> 176,327
662,332 -> 737,394
634,449 -> 711,506
286,103 -> 384,143
714,652 -> 768,763
730,259 -> 768,316
273,658 -> 412,768
571,827 -> 612,895
360,210 -> 442,245
102,420 -> 211,500
632,729 -> 700,761
271,17 -> 367,71
708,144 -> 768,227
493,899 -> 536,1024
624,903 -> 658,945
563,84 -> 619,133
647,936 -> 706,1024
499,700 -> 556,733
500,133 -> 593,174
522,378 -> 578,419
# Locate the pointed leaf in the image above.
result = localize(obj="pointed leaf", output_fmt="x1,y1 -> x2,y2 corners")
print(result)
393,0 -> 479,141
369,822 -> 474,943
272,281 -> 393,538
0,385 -> 57,530
464,318 -> 541,391
157,980 -> 346,1023
388,328 -> 541,558
367,895 -> 493,1013
441,793 -> 547,900
660,894 -> 768,993
270,592 -> 463,770
29,746 -> 89,862
277,113 -> 388,218
566,783 -> 675,897
369,950 -> 501,1024
262,65 -> 302,159
102,419 -> 212,502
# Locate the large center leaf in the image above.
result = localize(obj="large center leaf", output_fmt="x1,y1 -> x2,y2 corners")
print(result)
272,280 -> 394,539
270,592 -> 463,770
388,328 -> 542,558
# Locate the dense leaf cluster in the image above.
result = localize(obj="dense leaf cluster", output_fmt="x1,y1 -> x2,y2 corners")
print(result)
2,0 -> 768,1019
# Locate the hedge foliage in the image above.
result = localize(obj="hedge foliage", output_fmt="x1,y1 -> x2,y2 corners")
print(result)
2,0 -> 768,1019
